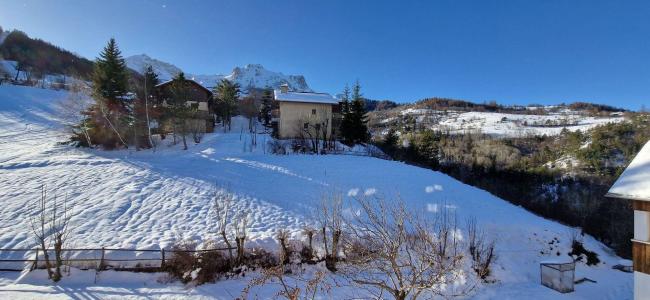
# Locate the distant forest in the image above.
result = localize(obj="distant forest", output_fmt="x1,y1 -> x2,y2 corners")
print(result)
0,30 -> 94,80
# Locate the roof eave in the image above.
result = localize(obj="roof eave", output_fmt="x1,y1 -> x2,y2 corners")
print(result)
605,192 -> 650,202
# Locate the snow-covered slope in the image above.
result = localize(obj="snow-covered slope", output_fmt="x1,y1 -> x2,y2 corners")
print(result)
125,54 -> 312,92
375,108 -> 626,137
0,85 -> 632,298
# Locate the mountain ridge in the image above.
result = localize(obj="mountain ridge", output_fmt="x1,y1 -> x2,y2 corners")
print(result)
125,54 -> 312,93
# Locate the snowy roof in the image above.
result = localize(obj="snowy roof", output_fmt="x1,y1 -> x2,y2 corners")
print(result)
274,90 -> 338,105
607,140 -> 650,201
155,78 -> 213,95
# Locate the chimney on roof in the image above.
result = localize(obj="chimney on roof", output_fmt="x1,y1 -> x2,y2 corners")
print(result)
280,83 -> 289,93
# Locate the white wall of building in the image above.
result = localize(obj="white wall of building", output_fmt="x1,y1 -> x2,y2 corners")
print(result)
635,271 -> 650,300
634,210 -> 650,241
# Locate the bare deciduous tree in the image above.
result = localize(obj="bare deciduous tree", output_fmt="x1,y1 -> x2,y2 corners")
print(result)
301,226 -> 317,261
276,229 -> 291,264
234,211 -> 250,265
213,186 -> 234,260
342,195 -> 469,300
59,82 -> 93,147
30,186 -> 73,282
318,192 -> 343,271
467,217 -> 496,281
30,186 -> 54,280
241,265 -> 330,300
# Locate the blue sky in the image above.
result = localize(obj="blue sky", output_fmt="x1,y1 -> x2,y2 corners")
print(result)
1,0 -> 649,109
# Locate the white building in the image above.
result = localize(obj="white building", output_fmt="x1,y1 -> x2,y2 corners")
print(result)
607,141 -> 650,300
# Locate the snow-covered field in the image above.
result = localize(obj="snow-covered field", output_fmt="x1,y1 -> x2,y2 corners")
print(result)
0,85 -> 633,299
380,108 -> 625,137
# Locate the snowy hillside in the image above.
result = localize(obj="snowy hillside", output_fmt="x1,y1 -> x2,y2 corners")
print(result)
125,54 -> 312,92
374,107 -> 626,137
0,85 -> 632,298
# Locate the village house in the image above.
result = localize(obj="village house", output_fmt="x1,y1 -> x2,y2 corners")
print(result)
606,141 -> 650,300
153,78 -> 215,133
273,84 -> 340,139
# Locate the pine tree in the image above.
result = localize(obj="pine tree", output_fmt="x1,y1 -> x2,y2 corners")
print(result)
169,72 -> 194,150
214,79 -> 240,131
92,38 -> 129,107
339,84 -> 353,144
80,38 -> 130,149
383,128 -> 399,156
348,80 -> 369,144
259,88 -> 274,128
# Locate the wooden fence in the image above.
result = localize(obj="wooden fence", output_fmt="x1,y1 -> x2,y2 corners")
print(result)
0,246 -> 235,272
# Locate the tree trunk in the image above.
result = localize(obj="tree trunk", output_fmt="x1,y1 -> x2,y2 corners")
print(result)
221,230 -> 233,260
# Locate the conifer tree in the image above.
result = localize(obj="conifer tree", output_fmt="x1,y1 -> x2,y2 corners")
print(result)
93,38 -> 129,107
169,72 -> 194,150
259,88 -> 274,128
339,84 -> 353,144
214,79 -> 240,131
80,38 -> 130,149
348,80 -> 369,144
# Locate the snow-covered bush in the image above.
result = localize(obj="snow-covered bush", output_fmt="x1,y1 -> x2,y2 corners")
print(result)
166,240 -> 197,284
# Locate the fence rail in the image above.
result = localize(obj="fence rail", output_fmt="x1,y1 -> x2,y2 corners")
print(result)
0,246 -> 235,272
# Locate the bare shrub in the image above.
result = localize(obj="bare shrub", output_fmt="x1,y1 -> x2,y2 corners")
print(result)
213,186 -> 234,260
166,240 -> 197,283
195,241 -> 230,284
268,139 -> 287,155
318,192 -> 343,272
188,119 -> 205,144
301,226 -> 317,262
276,229 -> 292,265
234,211 -> 250,265
467,217 -> 497,280
343,195 -> 468,300
30,185 -> 72,282
241,266 -> 330,300
243,247 -> 279,270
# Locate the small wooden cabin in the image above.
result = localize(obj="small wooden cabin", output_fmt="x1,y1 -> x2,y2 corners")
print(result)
607,141 -> 650,300
153,79 -> 215,133
273,84 -> 339,139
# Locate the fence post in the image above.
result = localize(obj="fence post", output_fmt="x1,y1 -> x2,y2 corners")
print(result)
160,249 -> 166,270
99,247 -> 106,271
31,247 -> 39,271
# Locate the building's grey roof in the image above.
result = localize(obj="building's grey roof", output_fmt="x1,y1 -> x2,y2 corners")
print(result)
274,89 -> 338,105
607,140 -> 650,201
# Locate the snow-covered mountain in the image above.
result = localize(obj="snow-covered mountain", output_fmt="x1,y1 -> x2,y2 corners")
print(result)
125,54 -> 312,92
124,54 -> 183,82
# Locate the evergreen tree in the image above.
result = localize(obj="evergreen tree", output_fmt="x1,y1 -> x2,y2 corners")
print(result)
77,38 -> 130,149
143,65 -> 159,96
339,84 -> 353,144
92,38 -> 129,107
348,80 -> 369,144
382,128 -> 399,156
214,79 -> 240,131
169,72 -> 194,150
259,88 -> 274,128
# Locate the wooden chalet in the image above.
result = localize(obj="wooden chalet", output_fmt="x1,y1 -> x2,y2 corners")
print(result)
153,78 -> 216,133
606,141 -> 650,300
